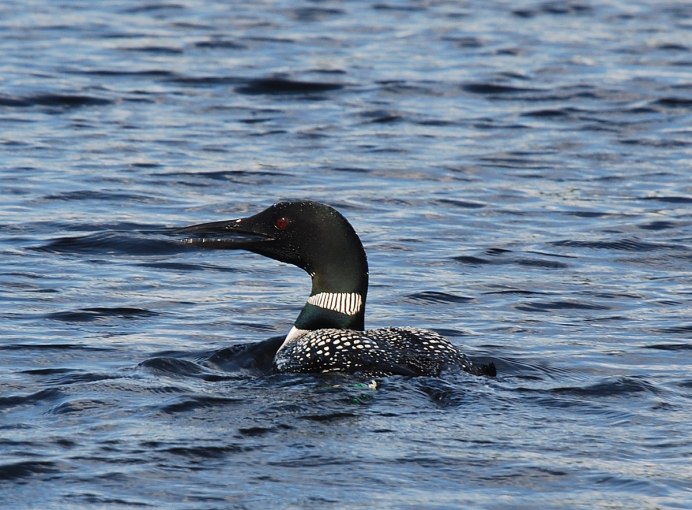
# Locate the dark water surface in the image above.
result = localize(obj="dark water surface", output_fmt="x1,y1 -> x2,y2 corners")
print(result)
2,1 -> 691,508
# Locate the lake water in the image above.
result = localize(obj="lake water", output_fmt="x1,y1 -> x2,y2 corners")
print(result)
1,1 -> 691,508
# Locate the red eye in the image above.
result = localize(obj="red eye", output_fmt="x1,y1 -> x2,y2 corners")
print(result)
275,216 -> 290,230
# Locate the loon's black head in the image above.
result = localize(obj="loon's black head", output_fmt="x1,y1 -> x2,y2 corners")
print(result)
181,201 -> 369,330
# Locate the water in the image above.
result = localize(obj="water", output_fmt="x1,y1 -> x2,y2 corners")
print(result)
1,0 -> 691,508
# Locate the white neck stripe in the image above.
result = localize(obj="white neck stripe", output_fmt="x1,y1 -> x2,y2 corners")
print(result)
307,292 -> 362,316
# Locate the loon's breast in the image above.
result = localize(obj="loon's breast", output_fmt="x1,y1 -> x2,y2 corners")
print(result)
273,327 -> 472,377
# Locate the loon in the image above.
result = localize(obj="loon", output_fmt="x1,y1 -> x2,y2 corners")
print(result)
181,200 -> 494,377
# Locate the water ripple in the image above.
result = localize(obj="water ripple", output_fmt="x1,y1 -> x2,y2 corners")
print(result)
0,460 -> 59,481
235,77 -> 344,95
0,93 -> 112,109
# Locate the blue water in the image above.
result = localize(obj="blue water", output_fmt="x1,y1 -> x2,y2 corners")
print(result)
2,1 -> 691,508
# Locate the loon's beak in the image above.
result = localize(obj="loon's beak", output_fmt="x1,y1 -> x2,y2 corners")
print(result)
178,218 -> 273,249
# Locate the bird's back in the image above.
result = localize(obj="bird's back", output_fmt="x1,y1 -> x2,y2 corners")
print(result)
273,327 -> 472,377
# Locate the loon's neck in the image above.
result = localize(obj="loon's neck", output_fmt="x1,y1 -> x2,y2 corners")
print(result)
292,250 -> 369,333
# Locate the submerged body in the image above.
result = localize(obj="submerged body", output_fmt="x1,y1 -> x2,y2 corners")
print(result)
182,200 -> 493,377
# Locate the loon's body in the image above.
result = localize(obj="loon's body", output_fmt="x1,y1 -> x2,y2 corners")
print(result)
182,201 -> 490,377
275,327 -> 471,377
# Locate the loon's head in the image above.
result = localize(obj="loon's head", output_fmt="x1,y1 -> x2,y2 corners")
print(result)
181,201 -> 369,330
